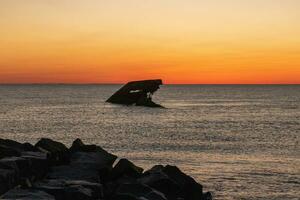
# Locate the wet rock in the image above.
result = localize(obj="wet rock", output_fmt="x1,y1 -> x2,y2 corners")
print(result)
1,188 -> 55,200
35,138 -> 70,165
110,159 -> 143,180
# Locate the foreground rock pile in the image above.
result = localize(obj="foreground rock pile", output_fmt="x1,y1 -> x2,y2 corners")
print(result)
0,138 -> 212,200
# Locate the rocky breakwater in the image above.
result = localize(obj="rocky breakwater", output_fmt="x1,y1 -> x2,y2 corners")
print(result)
0,138 -> 212,200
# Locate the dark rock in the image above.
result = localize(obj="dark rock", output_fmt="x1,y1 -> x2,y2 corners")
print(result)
104,176 -> 138,197
22,142 -> 39,152
203,192 -> 213,200
70,139 -> 117,157
35,138 -> 70,165
21,151 -> 50,180
0,145 -> 21,159
110,193 -> 140,200
1,188 -> 55,200
70,144 -> 117,168
0,139 -> 23,150
47,165 -> 101,183
0,168 -> 19,195
138,170 -> 181,200
0,139 -> 212,200
34,179 -> 103,200
70,151 -> 117,182
0,157 -> 31,178
0,139 -> 37,153
113,183 -> 167,200
162,165 -> 203,200
106,79 -> 164,108
110,159 -> 143,180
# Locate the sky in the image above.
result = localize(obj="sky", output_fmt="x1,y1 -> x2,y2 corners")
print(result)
0,0 -> 299,84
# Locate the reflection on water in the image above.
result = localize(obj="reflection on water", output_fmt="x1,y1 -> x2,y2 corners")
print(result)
0,84 -> 299,199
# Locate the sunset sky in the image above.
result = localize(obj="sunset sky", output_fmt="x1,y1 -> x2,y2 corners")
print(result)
0,0 -> 299,84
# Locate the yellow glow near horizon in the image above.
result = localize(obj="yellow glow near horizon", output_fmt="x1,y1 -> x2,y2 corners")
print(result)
0,0 -> 299,84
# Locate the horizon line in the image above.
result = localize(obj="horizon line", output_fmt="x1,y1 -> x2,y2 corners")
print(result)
0,83 -> 299,85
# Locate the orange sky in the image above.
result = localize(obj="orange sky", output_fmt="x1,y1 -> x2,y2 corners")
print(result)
0,0 -> 299,84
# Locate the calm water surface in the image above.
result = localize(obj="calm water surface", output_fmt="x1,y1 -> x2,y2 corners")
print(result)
0,85 -> 299,200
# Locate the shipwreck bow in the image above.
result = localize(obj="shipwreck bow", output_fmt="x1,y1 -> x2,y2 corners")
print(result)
106,79 -> 163,108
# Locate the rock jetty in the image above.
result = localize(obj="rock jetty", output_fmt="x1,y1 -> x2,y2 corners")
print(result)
0,138 -> 212,200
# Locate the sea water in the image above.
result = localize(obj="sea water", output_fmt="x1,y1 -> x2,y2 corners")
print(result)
0,84 -> 299,199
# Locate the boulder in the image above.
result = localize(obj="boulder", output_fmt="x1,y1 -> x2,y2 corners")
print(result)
110,193 -> 141,200
70,151 -> 117,169
0,168 -> 19,195
110,159 -> 143,180
70,138 -> 108,153
47,165 -> 101,183
0,139 -> 23,150
0,145 -> 21,159
104,176 -> 138,197
34,179 -> 103,200
22,142 -> 39,152
138,170 -> 181,199
35,138 -> 70,165
162,165 -> 203,200
0,139 -> 38,153
0,157 -> 31,178
21,151 -> 50,180
1,188 -> 55,200
113,183 -> 167,200
203,192 -> 213,200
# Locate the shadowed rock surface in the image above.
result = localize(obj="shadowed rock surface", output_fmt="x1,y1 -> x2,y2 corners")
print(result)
106,79 -> 163,107
0,138 -> 212,200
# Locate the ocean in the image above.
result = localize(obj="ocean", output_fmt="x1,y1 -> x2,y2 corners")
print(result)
0,84 -> 299,199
